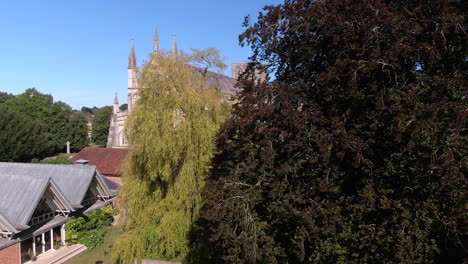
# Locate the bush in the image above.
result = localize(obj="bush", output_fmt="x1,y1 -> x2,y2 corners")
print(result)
40,155 -> 72,164
65,206 -> 114,248
78,228 -> 107,249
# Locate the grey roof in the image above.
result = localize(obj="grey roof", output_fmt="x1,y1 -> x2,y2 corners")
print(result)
0,236 -> 20,250
0,163 -> 113,207
205,70 -> 240,97
101,176 -> 121,195
0,212 -> 17,233
0,173 -> 50,229
187,66 -> 240,98
83,200 -> 112,215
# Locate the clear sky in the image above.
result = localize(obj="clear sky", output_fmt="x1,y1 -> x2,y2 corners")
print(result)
0,0 -> 281,109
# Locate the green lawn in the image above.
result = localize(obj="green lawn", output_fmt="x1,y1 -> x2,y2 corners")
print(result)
65,226 -> 122,264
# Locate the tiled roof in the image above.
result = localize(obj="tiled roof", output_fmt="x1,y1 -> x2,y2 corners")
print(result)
70,147 -> 130,176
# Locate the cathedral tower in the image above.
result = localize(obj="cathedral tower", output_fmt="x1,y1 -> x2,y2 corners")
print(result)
113,93 -> 119,114
127,39 -> 138,113
171,33 -> 178,58
153,28 -> 159,54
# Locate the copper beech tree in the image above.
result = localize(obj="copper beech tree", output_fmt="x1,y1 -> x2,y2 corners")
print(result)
190,0 -> 467,263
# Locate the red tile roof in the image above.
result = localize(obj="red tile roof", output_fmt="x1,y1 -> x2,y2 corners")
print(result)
70,147 -> 130,176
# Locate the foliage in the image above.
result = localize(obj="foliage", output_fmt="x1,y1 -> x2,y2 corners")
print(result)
189,47 -> 227,76
112,53 -> 230,263
92,106 -> 112,146
78,228 -> 107,249
65,206 -> 114,249
1,88 -> 88,159
40,154 -> 72,164
81,106 -> 94,114
120,104 -> 128,111
190,0 -> 467,263
64,226 -> 122,264
0,92 -> 14,103
67,113 -> 89,151
0,106 -> 49,161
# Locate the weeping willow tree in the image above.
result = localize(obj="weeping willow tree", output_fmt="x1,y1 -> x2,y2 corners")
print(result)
113,53 -> 231,263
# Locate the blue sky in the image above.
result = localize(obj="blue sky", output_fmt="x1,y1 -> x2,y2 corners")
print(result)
0,0 -> 281,109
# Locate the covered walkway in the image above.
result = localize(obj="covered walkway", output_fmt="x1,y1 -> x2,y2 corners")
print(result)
24,244 -> 86,264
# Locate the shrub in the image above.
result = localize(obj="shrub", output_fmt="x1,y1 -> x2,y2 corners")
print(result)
65,206 -> 114,248
78,228 -> 107,249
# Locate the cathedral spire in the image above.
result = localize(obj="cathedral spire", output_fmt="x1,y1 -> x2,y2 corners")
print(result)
113,93 -> 119,114
153,28 -> 159,54
128,38 -> 137,69
171,33 -> 178,58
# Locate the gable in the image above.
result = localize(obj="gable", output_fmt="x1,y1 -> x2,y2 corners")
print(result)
0,173 -> 50,228
0,173 -> 73,233
0,162 -> 98,207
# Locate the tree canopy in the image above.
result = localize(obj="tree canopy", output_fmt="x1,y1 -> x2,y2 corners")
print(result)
189,47 -> 228,76
190,0 -> 467,263
119,104 -> 128,111
0,88 -> 88,160
0,92 -> 14,103
0,107 -> 48,162
113,53 -> 230,262
92,106 -> 112,146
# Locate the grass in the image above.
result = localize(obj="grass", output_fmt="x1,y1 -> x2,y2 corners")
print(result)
39,153 -> 75,164
88,142 -> 104,148
64,226 -> 122,264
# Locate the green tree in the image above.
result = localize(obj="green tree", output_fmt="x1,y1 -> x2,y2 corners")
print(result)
4,88 -> 88,156
92,106 -> 112,146
0,92 -> 14,103
81,106 -> 94,114
112,53 -> 230,263
189,47 -> 227,76
191,0 -> 467,263
66,113 -> 89,152
0,106 -> 48,161
120,104 -> 128,111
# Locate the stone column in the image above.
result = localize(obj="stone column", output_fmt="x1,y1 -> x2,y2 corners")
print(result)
32,235 -> 36,256
66,141 -> 70,154
41,233 -> 45,254
61,225 -> 66,245
50,229 -> 53,249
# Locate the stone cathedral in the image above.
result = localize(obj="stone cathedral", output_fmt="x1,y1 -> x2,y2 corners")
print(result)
106,30 -> 257,149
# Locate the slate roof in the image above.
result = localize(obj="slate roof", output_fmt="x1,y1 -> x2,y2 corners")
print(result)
204,70 -> 240,97
186,66 -> 241,99
0,173 -> 50,229
70,147 -> 130,176
0,162 -> 112,207
0,211 -> 18,234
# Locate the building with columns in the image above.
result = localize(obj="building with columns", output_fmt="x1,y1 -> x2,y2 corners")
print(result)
0,162 -> 117,263
107,29 -> 258,149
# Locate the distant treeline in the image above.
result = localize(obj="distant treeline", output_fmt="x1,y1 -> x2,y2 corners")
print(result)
0,88 -> 88,162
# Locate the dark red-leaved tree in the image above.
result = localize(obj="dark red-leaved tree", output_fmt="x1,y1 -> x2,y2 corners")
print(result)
189,0 -> 467,263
